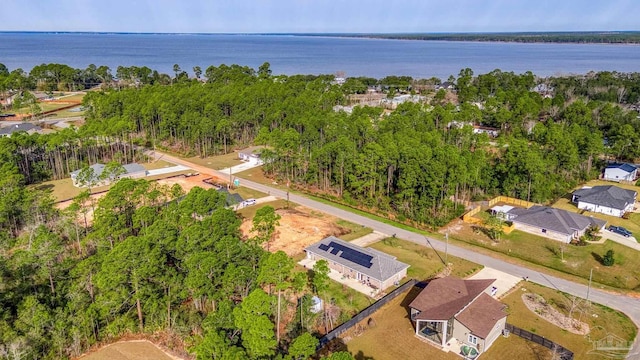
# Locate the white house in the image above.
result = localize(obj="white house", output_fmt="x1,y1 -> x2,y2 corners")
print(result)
70,163 -> 147,187
572,185 -> 637,217
507,206 -> 607,243
238,146 -> 265,165
604,163 -> 638,182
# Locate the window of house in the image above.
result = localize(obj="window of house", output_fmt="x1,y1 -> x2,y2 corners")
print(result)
468,334 -> 478,345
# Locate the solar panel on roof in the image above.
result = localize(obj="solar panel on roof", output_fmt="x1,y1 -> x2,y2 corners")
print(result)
318,243 -> 329,251
326,241 -> 373,268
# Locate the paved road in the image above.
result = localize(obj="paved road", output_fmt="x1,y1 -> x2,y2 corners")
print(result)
152,150 -> 640,358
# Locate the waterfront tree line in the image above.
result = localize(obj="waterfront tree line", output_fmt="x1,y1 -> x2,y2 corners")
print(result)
3,63 -> 640,227
1,62 -> 640,358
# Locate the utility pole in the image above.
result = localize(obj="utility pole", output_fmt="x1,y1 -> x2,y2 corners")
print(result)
445,231 -> 449,265
586,268 -> 593,302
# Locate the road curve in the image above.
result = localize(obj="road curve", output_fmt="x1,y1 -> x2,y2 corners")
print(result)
151,150 -> 640,358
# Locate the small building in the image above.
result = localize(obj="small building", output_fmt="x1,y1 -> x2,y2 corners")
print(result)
572,185 -> 637,217
0,123 -> 42,137
409,276 -> 507,356
238,146 -> 265,165
604,163 -> 638,182
489,205 -> 516,220
304,236 -> 409,291
310,296 -> 323,314
507,206 -> 606,243
473,125 -> 500,138
70,162 -> 147,187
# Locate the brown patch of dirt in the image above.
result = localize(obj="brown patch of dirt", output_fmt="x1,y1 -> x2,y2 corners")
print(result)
76,332 -> 190,360
156,174 -> 221,192
240,207 -> 349,256
522,293 -> 590,335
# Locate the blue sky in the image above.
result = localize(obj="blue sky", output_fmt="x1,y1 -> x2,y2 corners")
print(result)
1,0 -> 638,33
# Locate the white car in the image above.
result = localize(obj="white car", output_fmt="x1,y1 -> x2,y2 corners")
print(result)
243,198 -> 257,206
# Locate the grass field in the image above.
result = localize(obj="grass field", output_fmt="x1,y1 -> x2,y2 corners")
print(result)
370,238 -> 481,280
497,282 -> 636,359
450,226 -> 640,290
236,199 -> 292,219
336,220 -> 373,241
184,152 -> 243,170
232,186 -> 267,200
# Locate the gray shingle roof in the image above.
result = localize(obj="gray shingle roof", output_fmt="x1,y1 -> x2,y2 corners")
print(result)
573,185 -> 637,211
305,236 -> 409,283
122,163 -> 146,175
607,163 -> 637,174
508,206 -> 606,236
0,123 -> 41,135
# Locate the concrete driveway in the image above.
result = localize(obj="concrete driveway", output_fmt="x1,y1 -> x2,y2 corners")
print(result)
468,267 -> 522,299
599,229 -> 640,250
220,162 -> 263,175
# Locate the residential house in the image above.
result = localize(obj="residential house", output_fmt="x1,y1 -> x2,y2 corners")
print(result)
507,206 -> 606,243
238,146 -> 265,165
472,125 -> 500,138
70,163 -> 147,187
0,123 -> 42,137
572,185 -> 637,217
304,236 -> 409,291
604,163 -> 638,182
409,276 -> 507,356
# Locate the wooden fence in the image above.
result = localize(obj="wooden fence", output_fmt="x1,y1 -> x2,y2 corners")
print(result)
488,196 -> 536,209
317,279 -> 417,350
462,206 -> 482,223
505,323 -> 573,360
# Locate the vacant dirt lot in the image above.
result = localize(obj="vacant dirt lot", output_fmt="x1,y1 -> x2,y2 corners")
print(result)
78,340 -> 183,360
156,173 -> 221,192
240,206 -> 350,256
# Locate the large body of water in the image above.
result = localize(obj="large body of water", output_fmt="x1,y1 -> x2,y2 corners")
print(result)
1,32 -> 639,79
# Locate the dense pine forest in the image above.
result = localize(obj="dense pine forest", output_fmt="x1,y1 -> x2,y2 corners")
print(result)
1,61 -> 640,358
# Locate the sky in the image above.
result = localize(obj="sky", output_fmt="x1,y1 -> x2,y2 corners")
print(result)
1,0 -> 638,33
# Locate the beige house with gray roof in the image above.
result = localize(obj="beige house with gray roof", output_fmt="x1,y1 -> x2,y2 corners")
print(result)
304,237 -> 409,291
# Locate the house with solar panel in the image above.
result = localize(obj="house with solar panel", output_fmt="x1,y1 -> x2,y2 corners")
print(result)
304,236 -> 409,292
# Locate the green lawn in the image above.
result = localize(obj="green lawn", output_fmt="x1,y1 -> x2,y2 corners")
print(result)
494,282 -> 636,359
370,238 -> 481,280
184,152 -> 243,170
142,160 -> 176,170
47,106 -> 85,118
236,200 -> 292,219
231,186 -> 268,201
451,228 -> 640,290
336,220 -> 373,241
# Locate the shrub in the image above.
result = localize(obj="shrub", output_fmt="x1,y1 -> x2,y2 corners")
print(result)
603,249 -> 615,266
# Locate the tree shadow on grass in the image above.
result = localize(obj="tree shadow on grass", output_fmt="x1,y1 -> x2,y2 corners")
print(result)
591,252 -> 604,265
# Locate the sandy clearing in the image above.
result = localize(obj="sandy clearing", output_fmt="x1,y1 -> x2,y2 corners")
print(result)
78,340 -> 184,360
240,206 -> 350,256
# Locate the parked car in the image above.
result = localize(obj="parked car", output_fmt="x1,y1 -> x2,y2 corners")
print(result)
243,198 -> 257,206
608,225 -> 633,237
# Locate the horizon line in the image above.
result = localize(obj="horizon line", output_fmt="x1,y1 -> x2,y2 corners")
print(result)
0,30 -> 639,36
